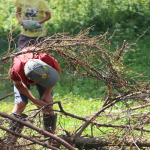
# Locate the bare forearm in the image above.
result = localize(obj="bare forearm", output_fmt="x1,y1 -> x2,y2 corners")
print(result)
16,7 -> 22,25
37,16 -> 50,24
37,11 -> 51,24
15,82 -> 36,101
44,87 -> 53,95
16,13 -> 22,22
14,82 -> 48,108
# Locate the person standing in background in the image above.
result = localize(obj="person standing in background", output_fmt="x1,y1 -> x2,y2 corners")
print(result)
14,0 -> 51,51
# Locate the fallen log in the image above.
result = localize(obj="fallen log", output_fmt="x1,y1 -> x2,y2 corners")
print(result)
61,136 -> 150,149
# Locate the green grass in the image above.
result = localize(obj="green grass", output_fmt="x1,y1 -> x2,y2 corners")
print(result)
0,0 -> 150,148
0,78 -> 150,149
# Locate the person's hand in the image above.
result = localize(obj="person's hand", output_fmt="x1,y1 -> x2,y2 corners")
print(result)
41,94 -> 54,115
18,19 -> 23,26
41,94 -> 53,104
36,99 -> 52,114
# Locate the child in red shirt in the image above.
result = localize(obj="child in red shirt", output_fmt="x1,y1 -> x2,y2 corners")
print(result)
7,47 -> 61,147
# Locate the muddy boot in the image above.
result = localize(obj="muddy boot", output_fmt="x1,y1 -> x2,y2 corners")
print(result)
7,113 -> 28,150
43,113 -> 57,150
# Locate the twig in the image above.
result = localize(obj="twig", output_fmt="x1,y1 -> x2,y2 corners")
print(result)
76,92 -> 130,136
0,93 -> 15,101
131,138 -> 140,150
116,40 -> 126,61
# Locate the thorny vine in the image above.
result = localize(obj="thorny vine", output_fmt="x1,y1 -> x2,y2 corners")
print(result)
0,27 -> 150,149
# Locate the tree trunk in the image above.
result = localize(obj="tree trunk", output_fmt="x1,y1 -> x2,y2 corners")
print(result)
61,136 -> 150,149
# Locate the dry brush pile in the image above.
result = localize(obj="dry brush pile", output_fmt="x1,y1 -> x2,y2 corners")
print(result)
0,28 -> 150,150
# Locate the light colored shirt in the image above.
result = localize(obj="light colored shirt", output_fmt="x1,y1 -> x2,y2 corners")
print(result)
14,0 -> 49,37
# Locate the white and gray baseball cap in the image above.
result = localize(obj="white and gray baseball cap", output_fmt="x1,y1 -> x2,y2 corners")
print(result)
24,59 -> 59,88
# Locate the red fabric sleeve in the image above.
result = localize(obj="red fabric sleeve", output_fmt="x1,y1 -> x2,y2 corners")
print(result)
10,57 -> 22,81
39,53 -> 59,71
10,69 -> 22,81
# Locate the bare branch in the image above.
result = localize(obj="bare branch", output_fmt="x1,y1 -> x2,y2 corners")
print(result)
0,112 -> 76,150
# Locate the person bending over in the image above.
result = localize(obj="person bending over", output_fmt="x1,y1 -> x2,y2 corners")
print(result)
7,47 -> 61,149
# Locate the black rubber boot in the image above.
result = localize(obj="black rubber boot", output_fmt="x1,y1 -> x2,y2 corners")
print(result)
43,113 -> 57,134
7,113 -> 28,149
43,113 -> 57,150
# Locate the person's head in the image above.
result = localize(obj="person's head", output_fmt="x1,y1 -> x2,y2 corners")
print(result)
24,59 -> 59,88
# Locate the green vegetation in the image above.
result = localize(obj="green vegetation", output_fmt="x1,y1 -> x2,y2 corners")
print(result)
0,0 -> 150,145
1,0 -> 150,71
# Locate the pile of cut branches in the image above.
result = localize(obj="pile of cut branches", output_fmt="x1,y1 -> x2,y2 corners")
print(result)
0,27 -> 150,150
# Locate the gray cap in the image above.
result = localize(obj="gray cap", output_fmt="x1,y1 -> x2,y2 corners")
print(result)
24,59 -> 59,88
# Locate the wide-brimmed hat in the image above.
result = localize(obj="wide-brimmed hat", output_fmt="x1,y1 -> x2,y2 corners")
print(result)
24,59 -> 59,88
